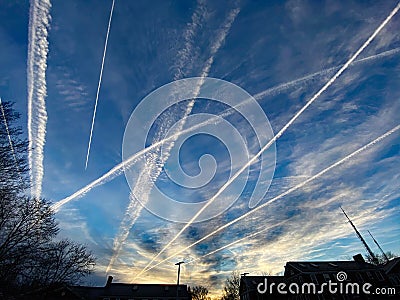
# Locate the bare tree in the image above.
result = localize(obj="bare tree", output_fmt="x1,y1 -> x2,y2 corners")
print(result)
0,197 -> 58,287
189,285 -> 211,300
0,101 -> 29,194
366,251 -> 398,265
221,271 -> 240,300
0,101 -> 95,295
24,239 -> 95,285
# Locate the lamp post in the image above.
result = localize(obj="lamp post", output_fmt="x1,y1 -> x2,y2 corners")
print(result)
175,261 -> 184,300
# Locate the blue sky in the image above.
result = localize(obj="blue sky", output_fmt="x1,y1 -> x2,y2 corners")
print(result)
1,0 -> 400,295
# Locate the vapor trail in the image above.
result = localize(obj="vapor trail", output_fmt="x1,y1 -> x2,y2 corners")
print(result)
0,98 -> 19,171
27,0 -> 51,200
106,4 -> 240,273
134,2 -> 400,278
187,220 -> 288,264
254,46 -> 400,100
133,124 -> 400,277
51,46 -> 400,211
105,0 -> 209,272
85,0 -> 115,170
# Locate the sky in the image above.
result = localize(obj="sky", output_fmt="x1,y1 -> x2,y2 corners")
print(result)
1,0 -> 400,296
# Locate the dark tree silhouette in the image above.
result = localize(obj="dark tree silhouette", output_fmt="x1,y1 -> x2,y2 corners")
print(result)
221,271 -> 240,300
0,197 -> 58,287
0,100 -> 29,194
189,285 -> 211,300
366,251 -> 398,265
0,101 -> 95,295
26,239 -> 95,285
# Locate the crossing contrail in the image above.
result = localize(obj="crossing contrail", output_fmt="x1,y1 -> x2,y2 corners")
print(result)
51,45 -> 400,212
85,0 -> 115,170
106,3 -> 240,273
187,220 -> 288,265
106,0 -> 209,272
133,124 -> 400,277
27,0 -> 51,200
134,2 -> 400,278
0,98 -> 20,172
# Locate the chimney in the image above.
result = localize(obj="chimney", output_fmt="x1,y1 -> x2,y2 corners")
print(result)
353,254 -> 365,263
105,275 -> 113,288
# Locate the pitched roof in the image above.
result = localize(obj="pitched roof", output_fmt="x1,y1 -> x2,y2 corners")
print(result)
70,283 -> 189,298
18,284 -> 86,300
382,257 -> 400,274
286,260 -> 377,274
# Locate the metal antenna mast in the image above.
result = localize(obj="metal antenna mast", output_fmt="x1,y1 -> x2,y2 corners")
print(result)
368,230 -> 389,263
340,206 -> 378,264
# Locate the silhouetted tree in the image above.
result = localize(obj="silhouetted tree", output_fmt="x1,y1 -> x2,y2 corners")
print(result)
221,271 -> 240,300
0,101 -> 95,295
0,196 -> 58,288
25,239 -> 95,285
189,285 -> 211,300
0,100 -> 29,194
366,251 -> 398,265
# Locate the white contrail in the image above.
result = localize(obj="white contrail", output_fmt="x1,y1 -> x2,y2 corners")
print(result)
106,0 -> 209,272
173,0 -> 206,81
187,220 -> 288,264
254,46 -> 400,100
27,0 -> 51,200
133,124 -> 400,277
106,4 -> 240,273
85,0 -> 115,170
0,98 -> 20,172
134,2 -> 400,278
51,46 -> 400,211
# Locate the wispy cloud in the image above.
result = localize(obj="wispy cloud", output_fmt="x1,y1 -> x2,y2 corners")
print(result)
55,66 -> 89,112
105,0 -> 209,272
187,220 -> 289,264
135,124 -> 400,276
85,0 -> 115,169
27,0 -> 52,200
172,0 -> 206,81
57,207 -> 98,247
136,2 -> 400,278
253,47 -> 400,101
51,44 -> 400,211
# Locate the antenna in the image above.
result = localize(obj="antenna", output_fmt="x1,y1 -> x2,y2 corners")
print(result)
340,206 -> 379,265
367,230 -> 389,263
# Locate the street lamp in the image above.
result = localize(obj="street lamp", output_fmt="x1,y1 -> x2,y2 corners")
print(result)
175,261 -> 184,300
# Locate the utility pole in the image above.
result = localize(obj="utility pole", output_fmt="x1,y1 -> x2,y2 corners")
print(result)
175,261 -> 184,300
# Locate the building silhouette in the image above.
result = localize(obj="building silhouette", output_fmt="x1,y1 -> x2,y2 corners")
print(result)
240,254 -> 399,299
20,276 -> 191,300
382,257 -> 400,290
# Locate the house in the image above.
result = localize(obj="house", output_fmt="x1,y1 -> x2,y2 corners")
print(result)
17,283 -> 85,300
382,257 -> 400,290
70,283 -> 191,300
18,276 -> 191,300
240,254 -> 398,300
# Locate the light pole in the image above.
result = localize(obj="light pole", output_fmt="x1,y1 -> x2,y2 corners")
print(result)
175,261 -> 184,300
